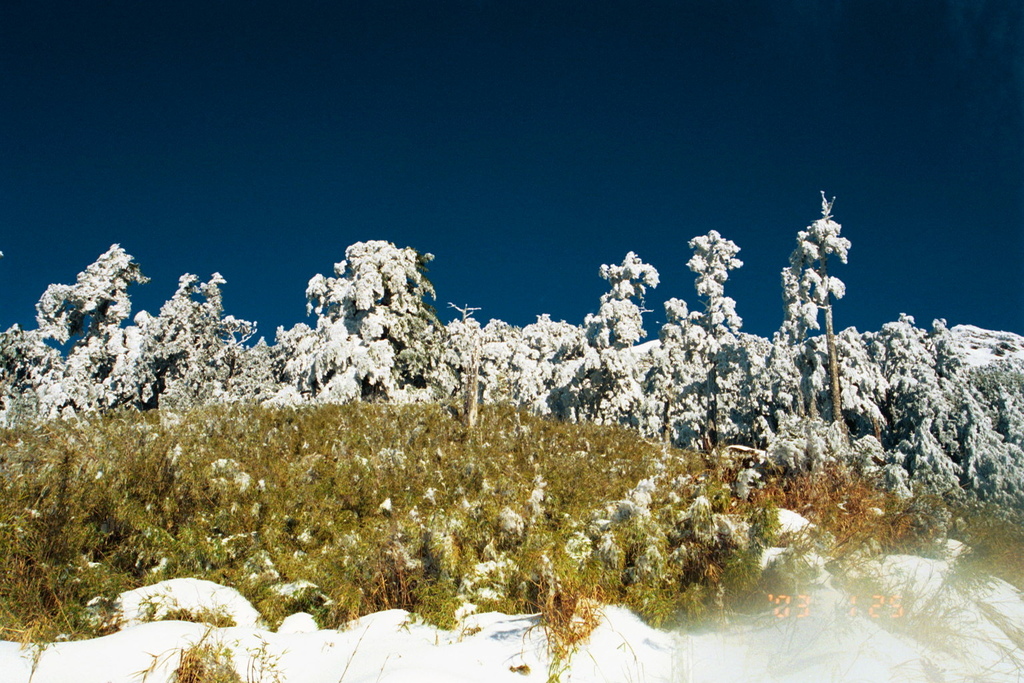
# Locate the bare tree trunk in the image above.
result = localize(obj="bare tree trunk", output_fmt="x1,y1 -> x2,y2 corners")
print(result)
450,303 -> 482,430
661,396 -> 673,444
462,341 -> 480,429
816,255 -> 844,430
705,361 -> 718,450
823,300 -> 843,428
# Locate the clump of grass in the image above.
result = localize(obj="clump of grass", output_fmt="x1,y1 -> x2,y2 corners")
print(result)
530,553 -> 604,683
134,628 -> 241,683
173,638 -> 240,683
752,461 -> 950,560
951,502 -> 1024,590
174,630 -> 243,683
159,606 -> 237,629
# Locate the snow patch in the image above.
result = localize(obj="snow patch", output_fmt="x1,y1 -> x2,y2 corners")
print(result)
115,578 -> 262,630
951,324 -> 1024,367
4,564 -> 1024,682
775,508 -> 813,536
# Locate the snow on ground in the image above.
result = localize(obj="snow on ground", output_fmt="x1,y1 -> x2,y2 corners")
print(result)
4,561 -> 1023,683
3,525 -> 1024,682
950,324 -> 1024,368
115,578 -> 263,629
775,508 -> 813,536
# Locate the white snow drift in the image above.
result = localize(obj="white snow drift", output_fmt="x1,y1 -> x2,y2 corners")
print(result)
4,529 -> 1024,683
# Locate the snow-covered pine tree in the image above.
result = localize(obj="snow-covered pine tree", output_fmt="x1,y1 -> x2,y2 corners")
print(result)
686,230 -> 743,448
767,226 -> 821,424
288,241 -> 442,403
833,326 -> 887,440
515,315 -> 588,417
133,273 -> 255,410
872,315 -> 961,496
225,337 -> 280,404
31,245 -> 149,416
266,321 -> 319,406
720,332 -> 773,446
645,297 -> 705,446
952,331 -> 1024,509
796,194 -> 851,426
584,252 -> 660,351
574,252 -> 659,427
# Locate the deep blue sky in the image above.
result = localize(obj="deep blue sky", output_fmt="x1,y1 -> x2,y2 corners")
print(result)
2,1 -> 1022,341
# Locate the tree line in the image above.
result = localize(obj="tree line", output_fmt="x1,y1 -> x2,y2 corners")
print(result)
2,196 -> 1022,509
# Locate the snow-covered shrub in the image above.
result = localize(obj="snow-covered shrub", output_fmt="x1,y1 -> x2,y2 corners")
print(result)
767,416 -> 847,474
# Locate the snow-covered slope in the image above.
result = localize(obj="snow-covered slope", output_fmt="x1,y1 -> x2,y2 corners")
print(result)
950,324 -> 1024,367
4,536 -> 1024,683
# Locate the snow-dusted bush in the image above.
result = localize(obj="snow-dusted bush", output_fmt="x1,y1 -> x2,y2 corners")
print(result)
767,416 -> 850,474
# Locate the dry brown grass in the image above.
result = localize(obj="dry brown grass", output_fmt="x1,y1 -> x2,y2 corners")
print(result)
751,463 -> 946,557
533,566 -> 604,682
161,607 -> 238,629
953,504 -> 1024,591
172,636 -> 240,683
6,400 -> 1016,652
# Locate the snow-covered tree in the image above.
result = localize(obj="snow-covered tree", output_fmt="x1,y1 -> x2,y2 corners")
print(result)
224,337 -> 280,404
767,230 -> 819,422
794,194 -> 850,425
280,241 -> 441,403
644,298 -> 703,446
0,325 -> 63,425
30,245 -> 149,415
571,252 -> 659,427
515,315 -> 588,417
134,273 -> 255,410
686,230 -> 743,448
36,245 -> 147,346
584,252 -> 659,351
955,348 -> 1024,508
871,315 -> 961,495
719,332 -> 773,445
833,327 -> 887,439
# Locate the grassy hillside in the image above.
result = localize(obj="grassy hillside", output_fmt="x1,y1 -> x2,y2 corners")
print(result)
1,403 -> 1020,643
